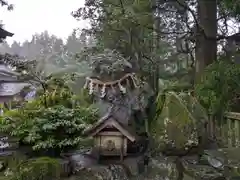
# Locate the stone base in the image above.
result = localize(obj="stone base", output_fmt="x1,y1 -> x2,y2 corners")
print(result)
122,155 -> 145,176
99,154 -> 146,176
56,158 -> 71,177
67,150 -> 146,178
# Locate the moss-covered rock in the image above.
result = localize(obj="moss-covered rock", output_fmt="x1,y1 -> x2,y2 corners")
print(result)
0,151 -> 26,179
6,157 -> 61,180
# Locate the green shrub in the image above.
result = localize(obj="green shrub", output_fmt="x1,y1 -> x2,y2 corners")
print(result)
6,157 -> 61,180
0,76 -> 98,156
195,61 -> 240,115
25,105 -> 97,152
0,105 -> 98,156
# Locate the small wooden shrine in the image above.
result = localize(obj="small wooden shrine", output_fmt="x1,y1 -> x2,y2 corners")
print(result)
83,111 -> 138,160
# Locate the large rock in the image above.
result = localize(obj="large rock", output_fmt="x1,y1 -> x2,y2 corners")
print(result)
72,165 -> 129,180
139,155 -> 181,180
122,156 -> 145,176
68,151 -> 129,180
67,153 -> 98,173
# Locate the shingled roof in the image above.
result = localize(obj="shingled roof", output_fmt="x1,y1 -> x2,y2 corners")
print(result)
0,83 -> 30,96
0,63 -> 30,97
83,110 -> 138,142
0,27 -> 13,41
0,64 -> 19,81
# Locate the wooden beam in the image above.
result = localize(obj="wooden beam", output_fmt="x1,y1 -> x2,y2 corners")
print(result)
98,131 -> 123,136
120,136 -> 124,161
224,112 -> 240,121
89,119 -> 136,142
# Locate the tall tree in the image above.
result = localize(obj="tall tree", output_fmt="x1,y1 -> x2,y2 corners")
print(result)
66,29 -> 87,54
10,41 -> 21,55
72,0 -> 175,92
195,0 -> 217,82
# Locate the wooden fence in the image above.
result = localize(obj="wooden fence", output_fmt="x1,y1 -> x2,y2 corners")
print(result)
208,112 -> 240,147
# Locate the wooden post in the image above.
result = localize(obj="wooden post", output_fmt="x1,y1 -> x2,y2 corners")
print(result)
98,136 -> 101,161
227,119 -> 232,147
234,120 -> 239,147
223,112 -> 240,147
208,115 -> 213,138
120,136 -> 124,161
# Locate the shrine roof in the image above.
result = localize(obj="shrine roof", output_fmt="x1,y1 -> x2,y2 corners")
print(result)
0,27 -> 13,40
0,82 -> 30,96
83,111 -> 138,142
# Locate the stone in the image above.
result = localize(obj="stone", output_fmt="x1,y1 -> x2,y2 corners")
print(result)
56,158 -> 71,177
122,155 -> 145,176
67,151 -> 129,179
68,153 -> 98,173
203,148 -> 240,178
72,164 -> 129,180
143,155 -> 180,180
182,158 -> 225,180
75,165 -> 112,179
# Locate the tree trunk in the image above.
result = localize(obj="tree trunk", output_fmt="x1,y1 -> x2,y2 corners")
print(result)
195,0 -> 217,84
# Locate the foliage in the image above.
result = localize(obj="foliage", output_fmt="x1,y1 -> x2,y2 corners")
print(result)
37,75 -> 74,108
0,75 -> 98,156
73,0 -> 154,57
73,0 -> 240,94
26,105 -> 97,151
73,0 -> 183,92
219,0 -> 240,20
5,157 -> 61,180
0,0 -> 13,10
79,48 -> 133,80
151,91 -> 207,154
20,74 -> 91,109
195,61 -> 240,115
0,30 -> 94,95
0,105 -> 97,153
